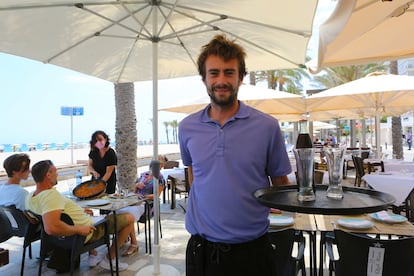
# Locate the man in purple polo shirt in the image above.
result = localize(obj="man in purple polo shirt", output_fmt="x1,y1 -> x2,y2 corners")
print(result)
178,34 -> 291,276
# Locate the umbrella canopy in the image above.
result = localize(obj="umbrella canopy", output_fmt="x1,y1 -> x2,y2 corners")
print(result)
306,73 -> 414,156
0,0 -> 318,83
280,121 -> 337,131
0,1 -> 319,274
274,108 -> 361,122
160,84 -> 306,115
308,0 -> 414,73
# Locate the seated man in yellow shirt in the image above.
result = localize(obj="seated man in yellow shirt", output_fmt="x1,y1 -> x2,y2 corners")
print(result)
27,160 -> 135,271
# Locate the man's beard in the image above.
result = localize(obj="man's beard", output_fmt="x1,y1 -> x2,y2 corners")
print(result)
208,84 -> 238,106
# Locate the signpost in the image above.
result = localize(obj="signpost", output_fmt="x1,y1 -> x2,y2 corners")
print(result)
61,106 -> 84,164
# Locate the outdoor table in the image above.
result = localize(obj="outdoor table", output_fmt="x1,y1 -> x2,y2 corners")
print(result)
314,213 -> 414,276
383,160 -> 414,173
256,185 -> 395,276
161,168 -> 185,207
76,195 -> 144,275
363,173 -> 414,207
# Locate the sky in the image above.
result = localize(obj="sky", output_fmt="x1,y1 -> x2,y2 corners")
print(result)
0,0 -> 337,145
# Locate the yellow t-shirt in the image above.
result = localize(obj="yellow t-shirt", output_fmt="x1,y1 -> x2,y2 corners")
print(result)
27,188 -> 94,240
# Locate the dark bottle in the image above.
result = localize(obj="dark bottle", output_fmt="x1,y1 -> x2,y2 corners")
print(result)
295,132 -> 316,193
295,133 -> 313,149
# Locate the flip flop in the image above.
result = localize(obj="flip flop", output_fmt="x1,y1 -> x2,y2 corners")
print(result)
121,244 -> 139,257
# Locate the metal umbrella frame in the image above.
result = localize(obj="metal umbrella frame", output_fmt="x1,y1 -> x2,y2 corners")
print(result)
0,1 -> 319,274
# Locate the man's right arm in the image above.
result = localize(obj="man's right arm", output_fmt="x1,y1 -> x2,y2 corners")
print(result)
43,210 -> 95,237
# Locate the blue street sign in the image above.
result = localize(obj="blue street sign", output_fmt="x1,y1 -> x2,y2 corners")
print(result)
61,106 -> 84,116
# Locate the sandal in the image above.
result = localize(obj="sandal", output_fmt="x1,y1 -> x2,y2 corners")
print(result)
121,244 -> 139,257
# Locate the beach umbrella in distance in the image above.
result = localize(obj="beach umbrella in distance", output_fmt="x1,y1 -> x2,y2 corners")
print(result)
0,1 -> 319,274
160,84 -> 306,116
306,73 -> 414,157
308,0 -> 414,73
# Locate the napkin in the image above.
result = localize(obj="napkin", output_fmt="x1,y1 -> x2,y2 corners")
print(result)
269,216 -> 294,227
370,211 -> 407,223
376,210 -> 392,221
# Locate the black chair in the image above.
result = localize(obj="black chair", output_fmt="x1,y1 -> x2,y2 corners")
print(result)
326,229 -> 414,276
0,205 -> 41,276
137,199 -> 162,254
163,160 -> 179,169
352,155 -> 366,187
37,213 -> 113,276
172,167 -> 190,212
361,151 -> 370,160
367,160 -> 385,174
268,229 -> 306,276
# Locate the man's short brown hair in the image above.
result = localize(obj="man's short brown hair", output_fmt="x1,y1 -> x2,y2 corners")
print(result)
197,34 -> 247,81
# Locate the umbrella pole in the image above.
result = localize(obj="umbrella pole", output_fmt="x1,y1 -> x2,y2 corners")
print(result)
375,112 -> 381,159
137,160 -> 179,276
138,6 -> 179,276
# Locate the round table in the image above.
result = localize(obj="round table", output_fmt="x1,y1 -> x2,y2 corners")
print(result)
254,184 -> 395,215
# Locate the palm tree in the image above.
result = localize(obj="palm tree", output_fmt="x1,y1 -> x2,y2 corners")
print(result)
114,82 -> 137,190
254,68 -> 309,94
163,121 -> 170,144
170,120 -> 179,144
313,63 -> 388,147
389,60 -> 404,159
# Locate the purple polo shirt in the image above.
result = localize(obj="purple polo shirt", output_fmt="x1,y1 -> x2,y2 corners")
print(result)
179,101 -> 291,243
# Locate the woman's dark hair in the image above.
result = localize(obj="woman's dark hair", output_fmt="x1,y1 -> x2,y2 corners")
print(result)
31,160 -> 54,183
3,153 -> 31,177
90,130 -> 111,149
197,34 -> 247,81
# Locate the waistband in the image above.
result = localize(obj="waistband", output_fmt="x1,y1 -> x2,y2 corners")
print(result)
192,233 -> 269,249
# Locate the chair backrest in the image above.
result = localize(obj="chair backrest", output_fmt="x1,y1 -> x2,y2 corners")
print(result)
361,151 -> 370,160
183,167 -> 190,191
367,160 -> 385,174
39,213 -> 79,250
333,229 -> 414,276
352,155 -> 365,178
0,205 -> 30,238
268,229 -> 305,276
163,160 -> 179,169
0,206 -> 13,242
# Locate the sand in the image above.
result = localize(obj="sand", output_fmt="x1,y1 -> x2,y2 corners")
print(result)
0,144 -> 180,180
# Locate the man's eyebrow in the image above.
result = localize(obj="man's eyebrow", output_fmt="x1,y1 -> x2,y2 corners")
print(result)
224,69 -> 236,73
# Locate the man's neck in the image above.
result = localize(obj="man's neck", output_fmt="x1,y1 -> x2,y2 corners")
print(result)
33,182 -> 53,196
209,101 -> 239,126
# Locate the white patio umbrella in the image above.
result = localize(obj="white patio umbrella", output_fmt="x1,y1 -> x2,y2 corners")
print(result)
306,73 -> 414,157
0,1 -> 319,275
308,0 -> 414,73
160,84 -> 306,115
274,108 -> 362,122
280,121 -> 337,131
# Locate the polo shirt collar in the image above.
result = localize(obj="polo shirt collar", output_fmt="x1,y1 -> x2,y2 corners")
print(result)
200,100 -> 250,123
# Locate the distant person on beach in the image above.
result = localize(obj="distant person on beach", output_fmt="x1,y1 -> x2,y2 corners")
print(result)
27,160 -> 135,271
406,131 -> 412,150
116,154 -> 167,257
178,35 -> 291,275
0,153 -> 32,212
88,130 -> 117,194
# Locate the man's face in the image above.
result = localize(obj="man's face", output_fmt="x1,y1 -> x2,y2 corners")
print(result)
47,165 -> 58,186
203,55 -> 242,107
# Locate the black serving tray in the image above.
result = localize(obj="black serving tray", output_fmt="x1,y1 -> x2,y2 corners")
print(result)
254,184 -> 395,215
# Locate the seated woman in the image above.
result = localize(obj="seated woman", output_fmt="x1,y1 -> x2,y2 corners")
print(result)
117,156 -> 166,256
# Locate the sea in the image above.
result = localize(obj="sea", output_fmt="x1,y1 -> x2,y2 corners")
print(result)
0,142 -> 90,152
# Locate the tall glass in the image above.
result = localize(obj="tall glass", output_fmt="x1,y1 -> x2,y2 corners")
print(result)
324,147 -> 346,199
294,148 -> 316,202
